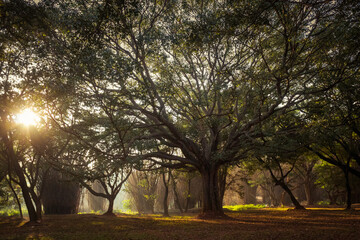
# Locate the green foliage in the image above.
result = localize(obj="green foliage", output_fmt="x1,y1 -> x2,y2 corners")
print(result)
0,208 -> 23,217
317,201 -> 330,206
122,199 -> 133,211
314,161 -> 345,204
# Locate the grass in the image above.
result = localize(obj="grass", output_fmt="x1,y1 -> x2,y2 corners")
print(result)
223,204 -> 266,211
0,208 -> 359,240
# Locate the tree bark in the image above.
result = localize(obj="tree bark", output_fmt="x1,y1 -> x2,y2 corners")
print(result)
170,172 -> 183,213
6,177 -> 23,219
35,198 -> 42,221
104,197 -> 115,215
0,130 -> 39,222
218,166 -> 227,206
199,167 -> 224,218
29,188 -> 43,221
304,179 -> 314,206
162,171 -> 170,217
9,149 -> 39,221
343,163 -> 352,210
184,178 -> 191,213
277,181 -> 305,210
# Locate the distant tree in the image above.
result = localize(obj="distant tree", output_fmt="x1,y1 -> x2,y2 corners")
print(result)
125,170 -> 159,214
314,161 -> 347,205
293,155 -> 318,206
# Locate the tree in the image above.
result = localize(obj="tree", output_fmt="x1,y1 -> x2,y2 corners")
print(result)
161,167 -> 171,217
41,169 -> 81,214
305,75 -> 360,209
298,0 -> 360,209
125,170 -> 159,214
293,155 -> 318,206
314,161 -> 347,205
48,123 -> 133,216
49,0 -> 350,217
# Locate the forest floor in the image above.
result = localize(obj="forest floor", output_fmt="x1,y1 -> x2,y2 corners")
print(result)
0,208 -> 360,240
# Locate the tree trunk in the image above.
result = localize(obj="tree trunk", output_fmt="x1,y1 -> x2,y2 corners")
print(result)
343,165 -> 352,210
162,171 -> 169,217
170,172 -> 183,213
29,188 -> 42,221
304,179 -> 314,206
199,167 -> 224,218
16,169 -> 39,222
103,197 -> 115,216
6,177 -> 23,219
218,166 -> 227,206
328,192 -> 337,205
184,178 -> 191,213
280,191 -> 286,207
278,181 -> 305,210
1,132 -> 39,222
35,198 -> 42,221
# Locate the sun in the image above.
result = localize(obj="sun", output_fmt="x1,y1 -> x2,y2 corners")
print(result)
15,109 -> 40,126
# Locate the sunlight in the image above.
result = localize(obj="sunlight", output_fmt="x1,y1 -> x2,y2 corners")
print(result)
15,108 -> 40,126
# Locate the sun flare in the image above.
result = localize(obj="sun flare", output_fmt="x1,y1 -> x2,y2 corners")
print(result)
15,109 -> 40,126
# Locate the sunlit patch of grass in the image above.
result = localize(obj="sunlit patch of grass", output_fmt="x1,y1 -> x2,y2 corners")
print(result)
223,204 -> 266,211
114,209 -> 139,215
306,207 -> 345,211
146,214 -> 194,221
78,210 -> 102,215
262,207 -> 289,211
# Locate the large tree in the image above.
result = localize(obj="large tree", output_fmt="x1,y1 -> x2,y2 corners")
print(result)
48,0 -> 353,216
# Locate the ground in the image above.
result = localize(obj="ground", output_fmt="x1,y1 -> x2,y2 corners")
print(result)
0,208 -> 359,240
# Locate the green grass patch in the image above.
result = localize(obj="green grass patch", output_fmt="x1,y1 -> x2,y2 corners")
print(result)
223,204 -> 266,211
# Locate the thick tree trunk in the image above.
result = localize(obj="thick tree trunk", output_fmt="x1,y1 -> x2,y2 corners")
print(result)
218,166 -> 227,206
199,167 -> 224,218
304,179 -> 314,206
103,197 -> 115,216
35,198 -> 42,221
